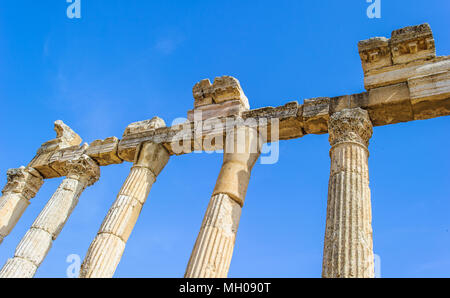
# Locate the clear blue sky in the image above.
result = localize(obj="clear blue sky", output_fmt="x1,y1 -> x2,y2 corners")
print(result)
0,0 -> 449,278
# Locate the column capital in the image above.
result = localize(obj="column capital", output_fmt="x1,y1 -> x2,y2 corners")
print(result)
223,126 -> 262,168
2,167 -> 43,200
64,155 -> 100,186
213,126 -> 262,206
328,108 -> 373,148
134,141 -> 170,177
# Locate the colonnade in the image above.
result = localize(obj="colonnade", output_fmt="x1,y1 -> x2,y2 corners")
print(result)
0,108 -> 376,278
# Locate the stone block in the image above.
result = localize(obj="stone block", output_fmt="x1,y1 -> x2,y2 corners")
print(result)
87,137 -> 123,166
118,117 -> 166,162
364,83 -> 413,126
48,144 -> 88,176
303,97 -> 330,134
358,37 -> 392,74
409,70 -> 450,120
192,76 -> 250,110
187,100 -> 245,122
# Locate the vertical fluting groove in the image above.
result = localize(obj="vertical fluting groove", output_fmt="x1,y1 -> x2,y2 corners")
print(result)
346,146 -> 352,277
32,178 -> 85,239
323,108 -> 374,278
343,146 -> 349,276
213,231 -> 226,278
323,143 -> 373,278
0,257 -> 37,278
185,193 -> 241,278
203,196 -> 226,273
336,171 -> 343,275
221,236 -> 234,277
80,165 -> 156,278
81,233 -> 125,278
355,148 -> 361,272
0,175 -> 91,278
190,198 -> 220,277
205,228 -> 220,277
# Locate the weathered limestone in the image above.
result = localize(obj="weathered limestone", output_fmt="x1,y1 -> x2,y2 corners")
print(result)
330,85 -> 413,127
48,144 -> 89,176
0,167 -> 44,244
408,61 -> 450,120
360,24 -> 438,90
363,56 -> 448,90
242,101 -> 304,141
359,24 -> 435,77
118,117 -> 167,162
358,37 -> 392,74
86,137 -> 123,166
192,76 -> 250,109
185,126 -> 261,278
358,24 -> 449,122
322,108 -> 374,278
390,23 -> 435,65
188,100 -> 245,122
303,97 -> 330,134
80,141 -> 170,278
188,76 -> 250,122
28,120 -> 83,179
0,155 -> 100,278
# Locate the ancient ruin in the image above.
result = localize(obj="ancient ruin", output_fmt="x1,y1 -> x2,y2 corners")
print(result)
0,23 -> 448,278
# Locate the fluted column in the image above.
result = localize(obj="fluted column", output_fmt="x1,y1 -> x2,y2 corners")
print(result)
0,167 -> 44,245
80,141 -> 170,278
0,155 -> 100,278
185,126 -> 261,278
322,108 -> 374,278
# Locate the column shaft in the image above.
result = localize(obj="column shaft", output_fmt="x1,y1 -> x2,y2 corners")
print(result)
185,127 -> 261,278
185,193 -> 241,278
322,108 -> 374,278
0,155 -> 99,278
80,142 -> 169,278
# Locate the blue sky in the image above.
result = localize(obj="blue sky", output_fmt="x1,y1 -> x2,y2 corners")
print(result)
0,0 -> 449,278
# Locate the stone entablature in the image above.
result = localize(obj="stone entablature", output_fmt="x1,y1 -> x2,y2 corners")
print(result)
358,23 -> 435,74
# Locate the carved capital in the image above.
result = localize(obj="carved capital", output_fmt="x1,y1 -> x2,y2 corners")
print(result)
329,108 -> 373,148
213,126 -> 262,206
223,126 -> 262,170
2,167 -> 44,200
64,155 -> 100,186
134,142 -> 170,177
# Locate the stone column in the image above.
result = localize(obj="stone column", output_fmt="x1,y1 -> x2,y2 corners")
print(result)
322,108 -> 374,278
185,126 -> 261,278
0,155 -> 100,278
0,167 -> 44,245
80,142 -> 170,278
